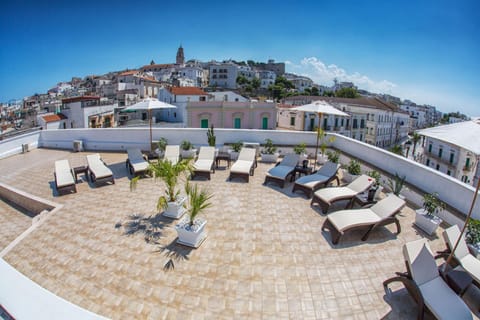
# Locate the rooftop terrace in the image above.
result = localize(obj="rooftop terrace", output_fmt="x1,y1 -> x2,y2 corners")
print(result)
0,128 -> 479,319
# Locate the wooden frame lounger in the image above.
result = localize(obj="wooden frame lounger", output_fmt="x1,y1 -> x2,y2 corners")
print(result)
263,153 -> 300,188
229,148 -> 257,182
311,174 -> 374,214
164,145 -> 180,165
383,239 -> 473,320
322,194 -> 405,244
54,159 -> 77,195
292,162 -> 340,198
440,225 -> 480,287
126,148 -> 149,177
86,154 -> 115,186
192,146 -> 215,180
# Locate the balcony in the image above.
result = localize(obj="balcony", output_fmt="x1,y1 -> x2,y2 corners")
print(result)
0,128 -> 479,319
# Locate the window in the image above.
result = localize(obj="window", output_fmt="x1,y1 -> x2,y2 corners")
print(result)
466,158 -> 471,168
360,119 -> 365,128
201,119 -> 208,128
449,152 -> 454,164
426,159 -> 430,166
438,148 -> 443,158
346,119 -> 350,128
323,118 -> 327,130
353,119 -> 358,129
234,118 -> 241,129
447,170 -> 451,176
428,144 -> 432,153
436,164 -> 440,170
290,117 -> 295,126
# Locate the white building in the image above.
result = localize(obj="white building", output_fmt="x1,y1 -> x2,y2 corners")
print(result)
60,96 -> 116,128
257,70 -> 276,89
158,86 -> 209,125
284,73 -> 314,92
207,91 -> 248,102
208,62 -> 239,89
400,103 -> 427,129
418,120 -> 480,186
175,65 -> 208,87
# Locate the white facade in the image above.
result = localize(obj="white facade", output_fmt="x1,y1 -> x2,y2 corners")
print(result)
284,73 -> 314,92
176,66 -> 208,87
158,87 -> 208,125
209,63 -> 239,89
60,97 -> 116,128
208,91 -> 248,102
400,103 -> 427,129
257,70 -> 276,89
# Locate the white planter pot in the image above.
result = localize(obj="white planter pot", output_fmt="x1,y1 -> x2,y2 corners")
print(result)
261,153 -> 279,163
229,151 -> 239,160
181,148 -> 197,159
175,218 -> 207,248
316,153 -> 328,165
162,196 -> 187,219
342,171 -> 359,183
414,209 -> 442,236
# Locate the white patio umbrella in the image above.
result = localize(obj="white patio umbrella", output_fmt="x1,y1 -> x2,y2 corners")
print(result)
122,98 -> 176,151
291,100 -> 350,168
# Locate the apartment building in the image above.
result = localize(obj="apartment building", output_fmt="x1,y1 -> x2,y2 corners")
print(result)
59,96 -> 116,129
158,86 -> 209,125
418,120 -> 480,186
208,62 -> 239,89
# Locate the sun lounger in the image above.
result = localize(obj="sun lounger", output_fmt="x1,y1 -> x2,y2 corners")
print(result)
192,146 -> 215,180
322,194 -> 405,244
441,225 -> 480,286
126,148 -> 149,176
263,153 -> 300,188
54,160 -> 76,194
229,148 -> 257,182
383,239 -> 472,320
292,162 -> 340,198
164,145 -> 180,165
86,154 -> 115,186
311,174 -> 374,214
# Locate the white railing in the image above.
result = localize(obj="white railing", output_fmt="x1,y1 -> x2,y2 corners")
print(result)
1,128 -> 478,219
0,130 -> 40,159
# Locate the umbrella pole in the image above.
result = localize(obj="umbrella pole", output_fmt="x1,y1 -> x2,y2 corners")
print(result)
444,177 -> 480,270
149,109 -> 153,153
313,112 -> 322,171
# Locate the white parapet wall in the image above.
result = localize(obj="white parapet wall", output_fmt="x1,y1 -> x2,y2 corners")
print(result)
331,133 -> 480,220
0,130 -> 40,159
1,128 -> 478,219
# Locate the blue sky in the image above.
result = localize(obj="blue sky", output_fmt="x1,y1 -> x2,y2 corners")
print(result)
1,0 -> 479,115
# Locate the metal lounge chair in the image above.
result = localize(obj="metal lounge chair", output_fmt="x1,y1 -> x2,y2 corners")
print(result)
292,161 -> 340,198
192,146 -> 215,180
86,154 -> 115,186
126,148 -> 149,176
54,160 -> 76,195
441,225 -> 480,286
263,153 -> 300,188
164,145 -> 180,165
383,239 -> 472,320
229,148 -> 257,182
311,174 -> 374,214
322,194 -> 405,244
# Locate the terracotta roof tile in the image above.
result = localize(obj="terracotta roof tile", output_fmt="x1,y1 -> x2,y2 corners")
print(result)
170,87 -> 207,96
42,113 -> 67,123
62,96 -> 100,103
119,70 -> 138,76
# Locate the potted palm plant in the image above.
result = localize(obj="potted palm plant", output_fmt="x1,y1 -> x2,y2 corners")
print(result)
316,128 -> 336,165
293,142 -> 308,163
261,138 -> 279,162
180,139 -> 197,159
366,170 -> 383,201
386,173 -> 406,198
343,159 -> 361,183
175,182 -> 213,248
155,137 -> 168,157
229,141 -> 242,160
466,219 -> 480,257
130,159 -> 191,219
207,125 -> 216,147
414,192 -> 446,235
326,150 -> 340,163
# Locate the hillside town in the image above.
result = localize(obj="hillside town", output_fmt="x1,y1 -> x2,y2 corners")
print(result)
1,46 -> 478,186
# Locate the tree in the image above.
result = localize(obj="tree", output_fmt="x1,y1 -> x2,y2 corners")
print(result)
389,144 -> 403,156
311,87 -> 320,96
335,87 -> 360,98
323,90 -> 335,97
236,75 -> 249,86
251,77 -> 261,93
412,132 -> 421,157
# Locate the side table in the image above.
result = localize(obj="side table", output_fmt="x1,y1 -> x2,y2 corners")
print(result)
73,165 -> 88,183
292,166 -> 313,181
444,267 -> 473,296
215,153 -> 231,168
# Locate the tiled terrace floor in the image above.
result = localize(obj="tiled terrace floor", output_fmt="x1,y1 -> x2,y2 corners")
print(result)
1,149 -> 479,319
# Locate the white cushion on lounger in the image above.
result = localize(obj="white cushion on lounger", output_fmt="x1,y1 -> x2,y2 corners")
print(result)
127,149 -> 148,172
55,160 -> 74,187
231,160 -> 252,174
87,154 -> 113,179
164,145 -> 180,164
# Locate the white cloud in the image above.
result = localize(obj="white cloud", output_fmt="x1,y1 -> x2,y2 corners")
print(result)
286,57 -> 397,94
